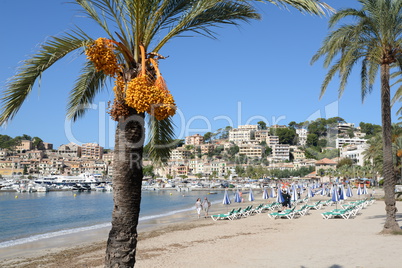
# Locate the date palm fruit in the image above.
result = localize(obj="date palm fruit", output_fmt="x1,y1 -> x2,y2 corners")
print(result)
85,38 -> 120,77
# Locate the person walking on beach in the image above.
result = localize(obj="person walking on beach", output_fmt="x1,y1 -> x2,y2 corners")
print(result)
202,197 -> 211,218
195,198 -> 202,219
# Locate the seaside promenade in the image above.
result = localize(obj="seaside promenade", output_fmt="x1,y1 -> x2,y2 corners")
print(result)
1,189 -> 401,268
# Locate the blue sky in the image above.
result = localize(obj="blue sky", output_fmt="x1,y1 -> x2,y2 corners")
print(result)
0,0 -> 400,149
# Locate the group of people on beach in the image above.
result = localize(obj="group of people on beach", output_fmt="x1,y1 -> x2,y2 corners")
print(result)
195,197 -> 211,219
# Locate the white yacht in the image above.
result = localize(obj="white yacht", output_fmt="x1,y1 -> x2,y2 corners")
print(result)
35,173 -> 103,185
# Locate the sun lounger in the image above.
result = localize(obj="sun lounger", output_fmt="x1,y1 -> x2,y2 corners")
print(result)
228,207 -> 244,220
294,204 -> 310,217
239,205 -> 254,217
306,200 -> 322,210
321,199 -> 333,206
321,207 -> 354,220
261,202 -> 280,211
268,207 -> 296,219
251,204 -> 264,214
301,197 -> 309,203
211,208 -> 236,221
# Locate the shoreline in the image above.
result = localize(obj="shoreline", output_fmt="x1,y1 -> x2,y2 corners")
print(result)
1,190 -> 402,267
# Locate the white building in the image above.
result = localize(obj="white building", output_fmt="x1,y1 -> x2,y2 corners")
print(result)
254,130 -> 270,143
229,125 -> 258,145
238,144 -> 264,158
338,123 -> 355,133
296,128 -> 308,146
185,134 -> 204,145
58,142 -> 81,158
336,137 -> 367,149
170,147 -> 191,160
266,136 -> 279,148
271,144 -> 290,161
340,143 -> 369,166
189,159 -> 204,175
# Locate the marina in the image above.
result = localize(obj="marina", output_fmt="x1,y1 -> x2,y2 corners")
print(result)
0,173 -> 110,193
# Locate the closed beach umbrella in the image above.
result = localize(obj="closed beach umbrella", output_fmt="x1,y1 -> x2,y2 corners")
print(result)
276,188 -> 285,203
357,184 -> 362,196
362,184 -> 368,195
331,185 -> 340,208
262,187 -> 269,200
346,184 -> 353,198
320,184 -> 327,196
299,184 -> 304,196
234,189 -> 242,203
339,185 -> 345,201
291,185 -> 298,202
223,189 -> 231,205
307,186 -> 315,199
270,187 -> 276,198
248,188 -> 255,202
342,184 -> 348,200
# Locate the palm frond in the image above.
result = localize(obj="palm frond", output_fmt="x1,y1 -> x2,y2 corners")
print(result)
0,31 -> 88,126
67,61 -> 108,121
147,115 -> 176,166
75,0 -> 115,38
154,0 -> 260,53
264,0 -> 334,16
264,0 -> 336,16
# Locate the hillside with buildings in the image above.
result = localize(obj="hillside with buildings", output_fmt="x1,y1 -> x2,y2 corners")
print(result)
145,119 -> 380,181
0,118 -> 382,181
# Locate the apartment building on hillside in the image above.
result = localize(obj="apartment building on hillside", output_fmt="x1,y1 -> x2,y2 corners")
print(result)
239,144 -> 264,158
271,144 -> 290,161
336,137 -> 366,149
228,125 -> 259,145
81,143 -> 103,159
185,134 -> 204,145
58,143 -> 82,158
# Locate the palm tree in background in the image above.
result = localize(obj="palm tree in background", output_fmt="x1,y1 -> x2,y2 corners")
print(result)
364,134 -> 384,176
0,0 -> 333,266
311,0 -> 402,233
364,126 -> 402,183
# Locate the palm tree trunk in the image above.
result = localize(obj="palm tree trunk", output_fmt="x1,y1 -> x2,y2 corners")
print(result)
380,63 -> 400,233
105,112 -> 145,267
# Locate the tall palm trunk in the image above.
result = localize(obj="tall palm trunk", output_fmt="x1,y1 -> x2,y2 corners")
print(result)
380,63 -> 400,232
105,111 -> 145,267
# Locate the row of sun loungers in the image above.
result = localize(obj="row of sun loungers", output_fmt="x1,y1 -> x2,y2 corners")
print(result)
321,198 -> 375,220
211,197 -> 375,221
267,203 -> 313,219
211,204 -> 262,221
211,202 -> 286,221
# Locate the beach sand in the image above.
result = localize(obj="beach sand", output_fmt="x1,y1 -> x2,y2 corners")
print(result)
1,190 -> 401,268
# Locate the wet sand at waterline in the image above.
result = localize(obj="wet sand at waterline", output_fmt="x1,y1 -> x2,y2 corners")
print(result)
1,189 -> 401,268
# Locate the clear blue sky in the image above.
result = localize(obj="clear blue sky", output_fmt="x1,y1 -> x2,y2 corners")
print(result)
0,0 -> 399,149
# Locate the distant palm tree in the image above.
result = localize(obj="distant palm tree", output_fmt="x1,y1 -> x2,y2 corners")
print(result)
0,0 -> 333,266
311,0 -> 402,233
364,134 -> 384,173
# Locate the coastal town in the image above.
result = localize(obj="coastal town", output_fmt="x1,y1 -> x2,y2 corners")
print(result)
1,1 -> 402,267
0,118 -> 381,186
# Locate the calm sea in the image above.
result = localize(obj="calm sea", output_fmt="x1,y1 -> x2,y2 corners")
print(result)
0,189 -> 224,248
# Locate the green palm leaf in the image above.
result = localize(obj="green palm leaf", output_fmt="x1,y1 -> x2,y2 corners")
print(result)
0,31 -> 88,125
265,0 -> 334,15
147,115 -> 176,165
67,61 -> 108,121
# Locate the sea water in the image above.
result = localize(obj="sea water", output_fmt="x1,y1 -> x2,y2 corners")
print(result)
0,190 -> 224,248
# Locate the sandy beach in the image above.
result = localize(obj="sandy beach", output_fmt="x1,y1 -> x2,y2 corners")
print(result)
1,190 -> 401,268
